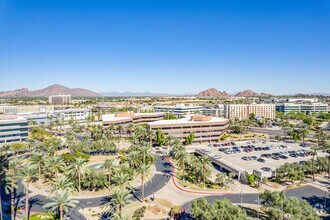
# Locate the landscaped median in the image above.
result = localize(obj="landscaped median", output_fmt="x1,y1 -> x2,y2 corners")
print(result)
165,156 -> 234,195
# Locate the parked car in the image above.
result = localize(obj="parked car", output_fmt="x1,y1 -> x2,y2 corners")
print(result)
257,158 -> 265,163
261,167 -> 272,172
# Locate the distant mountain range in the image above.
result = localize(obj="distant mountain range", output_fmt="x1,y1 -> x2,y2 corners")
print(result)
0,84 -> 100,97
196,88 -> 273,97
1,85 -> 328,98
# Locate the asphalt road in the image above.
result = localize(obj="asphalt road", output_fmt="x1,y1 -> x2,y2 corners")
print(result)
181,185 -> 330,216
251,127 -> 285,136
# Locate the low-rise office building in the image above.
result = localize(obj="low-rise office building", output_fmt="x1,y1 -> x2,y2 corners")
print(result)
276,103 -> 328,115
224,104 -> 275,119
147,115 -> 229,143
0,105 -> 54,115
0,114 -> 29,144
154,104 -> 202,118
102,112 -> 166,127
53,109 -> 92,121
49,95 -> 71,104
202,104 -> 225,117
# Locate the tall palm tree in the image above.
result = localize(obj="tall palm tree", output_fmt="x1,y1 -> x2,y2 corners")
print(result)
102,158 -> 116,190
5,157 -> 21,220
136,164 -> 150,203
50,175 -> 74,194
175,149 -> 190,181
128,150 -> 141,169
104,189 -> 131,218
45,156 -> 65,177
20,164 -> 37,220
299,126 -> 309,145
0,155 -> 7,220
30,153 -> 45,184
72,158 -> 87,193
310,145 -> 321,182
43,189 -> 78,220
137,141 -> 153,165
170,138 -> 181,155
198,155 -> 211,187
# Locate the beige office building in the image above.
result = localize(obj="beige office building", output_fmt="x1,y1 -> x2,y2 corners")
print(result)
147,115 -> 229,143
224,104 -> 275,119
0,105 -> 55,115
49,95 -> 71,104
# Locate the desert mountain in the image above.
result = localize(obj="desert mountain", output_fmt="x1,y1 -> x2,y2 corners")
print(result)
197,88 -> 229,97
0,84 -> 101,97
235,89 -> 272,97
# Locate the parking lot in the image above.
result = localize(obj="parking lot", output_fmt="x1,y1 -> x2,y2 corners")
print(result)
196,139 -> 327,179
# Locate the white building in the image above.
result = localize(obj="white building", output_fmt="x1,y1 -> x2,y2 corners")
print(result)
202,104 -> 224,117
154,104 -> 202,117
53,109 -> 91,121
276,103 -> 328,115
0,114 -> 28,144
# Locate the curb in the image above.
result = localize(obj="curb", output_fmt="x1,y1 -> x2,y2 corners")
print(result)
165,157 -> 233,195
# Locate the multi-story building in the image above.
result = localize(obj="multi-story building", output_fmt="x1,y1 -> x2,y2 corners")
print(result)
276,103 -> 328,115
154,104 -> 202,117
147,115 -> 229,143
224,104 -> 276,119
49,95 -> 71,104
202,104 -> 224,117
288,98 -> 319,103
53,109 -> 91,121
0,105 -> 54,115
0,114 -> 29,144
102,112 -> 166,127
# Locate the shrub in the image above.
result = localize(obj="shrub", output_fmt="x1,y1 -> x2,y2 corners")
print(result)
132,206 -> 146,220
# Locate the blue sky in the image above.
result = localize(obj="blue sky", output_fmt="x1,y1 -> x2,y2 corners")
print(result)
0,0 -> 329,95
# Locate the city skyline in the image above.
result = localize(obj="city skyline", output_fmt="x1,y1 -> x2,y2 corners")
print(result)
1,0 -> 330,94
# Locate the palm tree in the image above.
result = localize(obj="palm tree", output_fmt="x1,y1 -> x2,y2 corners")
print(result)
128,150 -> 141,169
72,158 -> 87,193
170,138 -> 181,155
102,158 -> 116,190
137,141 -> 153,165
20,164 -> 37,220
43,189 -> 78,220
299,126 -> 309,145
315,129 -> 327,146
175,149 -> 190,181
50,175 -> 74,194
116,124 -> 125,135
136,164 -> 150,203
5,157 -> 21,220
310,145 -> 321,182
113,172 -> 130,189
104,189 -> 131,218
45,156 -> 65,177
0,155 -> 7,220
114,134 -> 122,149
198,155 -> 211,187
31,153 -> 45,184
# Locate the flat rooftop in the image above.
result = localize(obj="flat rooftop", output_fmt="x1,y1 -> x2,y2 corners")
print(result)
0,114 -> 27,122
102,112 -> 165,122
148,115 -> 228,126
